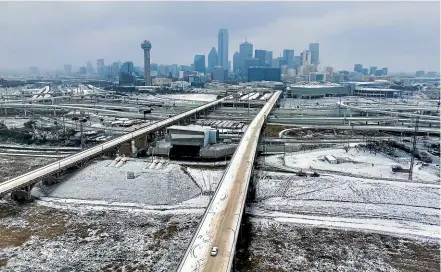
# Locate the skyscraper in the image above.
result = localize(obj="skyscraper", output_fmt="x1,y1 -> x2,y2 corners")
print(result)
96,59 -> 105,78
300,50 -> 312,66
265,51 -> 273,67
194,55 -> 206,73
208,47 -> 218,73
141,40 -> 152,85
255,50 -> 267,67
217,29 -> 229,70
239,40 -> 253,75
309,43 -> 319,65
381,68 -> 388,76
233,51 -> 241,73
64,64 -> 72,75
354,64 -> 363,73
86,61 -> 94,74
283,49 -> 294,68
369,66 -> 377,75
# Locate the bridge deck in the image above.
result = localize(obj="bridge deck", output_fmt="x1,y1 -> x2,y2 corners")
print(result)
177,91 -> 281,272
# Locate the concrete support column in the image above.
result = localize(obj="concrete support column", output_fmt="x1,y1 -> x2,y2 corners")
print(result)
131,140 -> 138,155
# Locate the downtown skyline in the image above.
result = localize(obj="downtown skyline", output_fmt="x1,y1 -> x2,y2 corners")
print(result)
0,1 -> 439,73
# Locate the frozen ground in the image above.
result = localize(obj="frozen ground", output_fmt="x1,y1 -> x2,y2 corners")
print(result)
0,202 -> 201,272
234,217 -> 440,272
0,155 -> 57,182
252,170 -> 440,238
184,167 -> 224,193
265,147 -> 440,183
46,159 -> 202,205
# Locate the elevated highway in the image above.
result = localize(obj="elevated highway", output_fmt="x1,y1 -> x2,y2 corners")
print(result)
0,97 -> 226,199
338,101 -> 439,120
177,91 -> 281,272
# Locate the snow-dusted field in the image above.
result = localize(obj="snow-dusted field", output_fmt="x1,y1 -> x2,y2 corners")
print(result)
0,202 -> 201,272
47,159 -> 202,205
252,170 -> 440,239
265,147 -> 440,183
234,218 -> 440,272
185,167 -> 224,193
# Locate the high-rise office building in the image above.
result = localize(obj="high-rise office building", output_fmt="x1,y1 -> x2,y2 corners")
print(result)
427,71 -> 438,77
265,51 -> 273,67
300,51 -> 312,66
415,70 -> 425,77
361,68 -> 369,75
233,51 -> 241,73
96,59 -> 105,77
86,61 -> 94,74
79,67 -> 87,75
369,66 -> 377,75
294,56 -> 301,68
309,43 -> 319,65
381,68 -> 388,76
212,66 -> 228,82
208,47 -> 218,73
255,50 -> 267,67
194,55 -> 206,73
243,58 -> 259,77
239,40 -> 253,75
271,58 -> 280,69
112,62 -> 121,78
141,40 -> 152,85
217,29 -> 229,70
120,61 -> 134,74
354,64 -> 363,73
64,64 -> 72,75
283,49 -> 295,68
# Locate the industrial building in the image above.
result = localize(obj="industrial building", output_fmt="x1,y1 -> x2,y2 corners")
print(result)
285,83 -> 350,98
352,87 -> 401,98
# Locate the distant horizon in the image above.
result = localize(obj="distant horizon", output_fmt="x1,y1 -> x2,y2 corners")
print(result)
0,2 -> 439,73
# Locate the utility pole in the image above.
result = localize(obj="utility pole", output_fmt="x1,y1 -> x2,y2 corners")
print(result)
409,116 -> 419,180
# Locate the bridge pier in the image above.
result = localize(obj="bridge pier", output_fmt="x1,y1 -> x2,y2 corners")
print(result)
11,185 -> 33,202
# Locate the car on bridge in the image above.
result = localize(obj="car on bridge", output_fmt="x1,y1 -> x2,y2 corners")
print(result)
211,247 -> 218,257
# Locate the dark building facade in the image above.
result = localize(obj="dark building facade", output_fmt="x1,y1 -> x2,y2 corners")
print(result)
354,64 -> 363,73
248,67 -> 281,82
194,55 -> 206,73
283,49 -> 295,68
255,50 -> 267,67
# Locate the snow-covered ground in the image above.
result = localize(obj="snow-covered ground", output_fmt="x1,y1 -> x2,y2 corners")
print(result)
185,167 -> 224,192
0,202 -> 201,272
252,169 -> 440,239
234,217 -> 440,272
46,159 -> 202,205
265,147 -> 440,183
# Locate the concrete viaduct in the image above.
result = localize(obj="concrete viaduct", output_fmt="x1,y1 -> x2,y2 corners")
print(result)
0,97 -> 227,201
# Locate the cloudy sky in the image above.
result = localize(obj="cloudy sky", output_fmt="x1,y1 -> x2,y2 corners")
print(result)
0,1 -> 439,73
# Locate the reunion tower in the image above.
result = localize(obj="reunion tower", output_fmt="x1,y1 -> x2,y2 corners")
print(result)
141,40 -> 152,86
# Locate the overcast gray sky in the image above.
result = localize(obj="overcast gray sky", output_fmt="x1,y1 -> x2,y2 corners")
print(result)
0,1 -> 439,73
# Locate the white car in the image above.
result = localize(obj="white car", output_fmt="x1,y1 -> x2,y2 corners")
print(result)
211,247 -> 218,256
